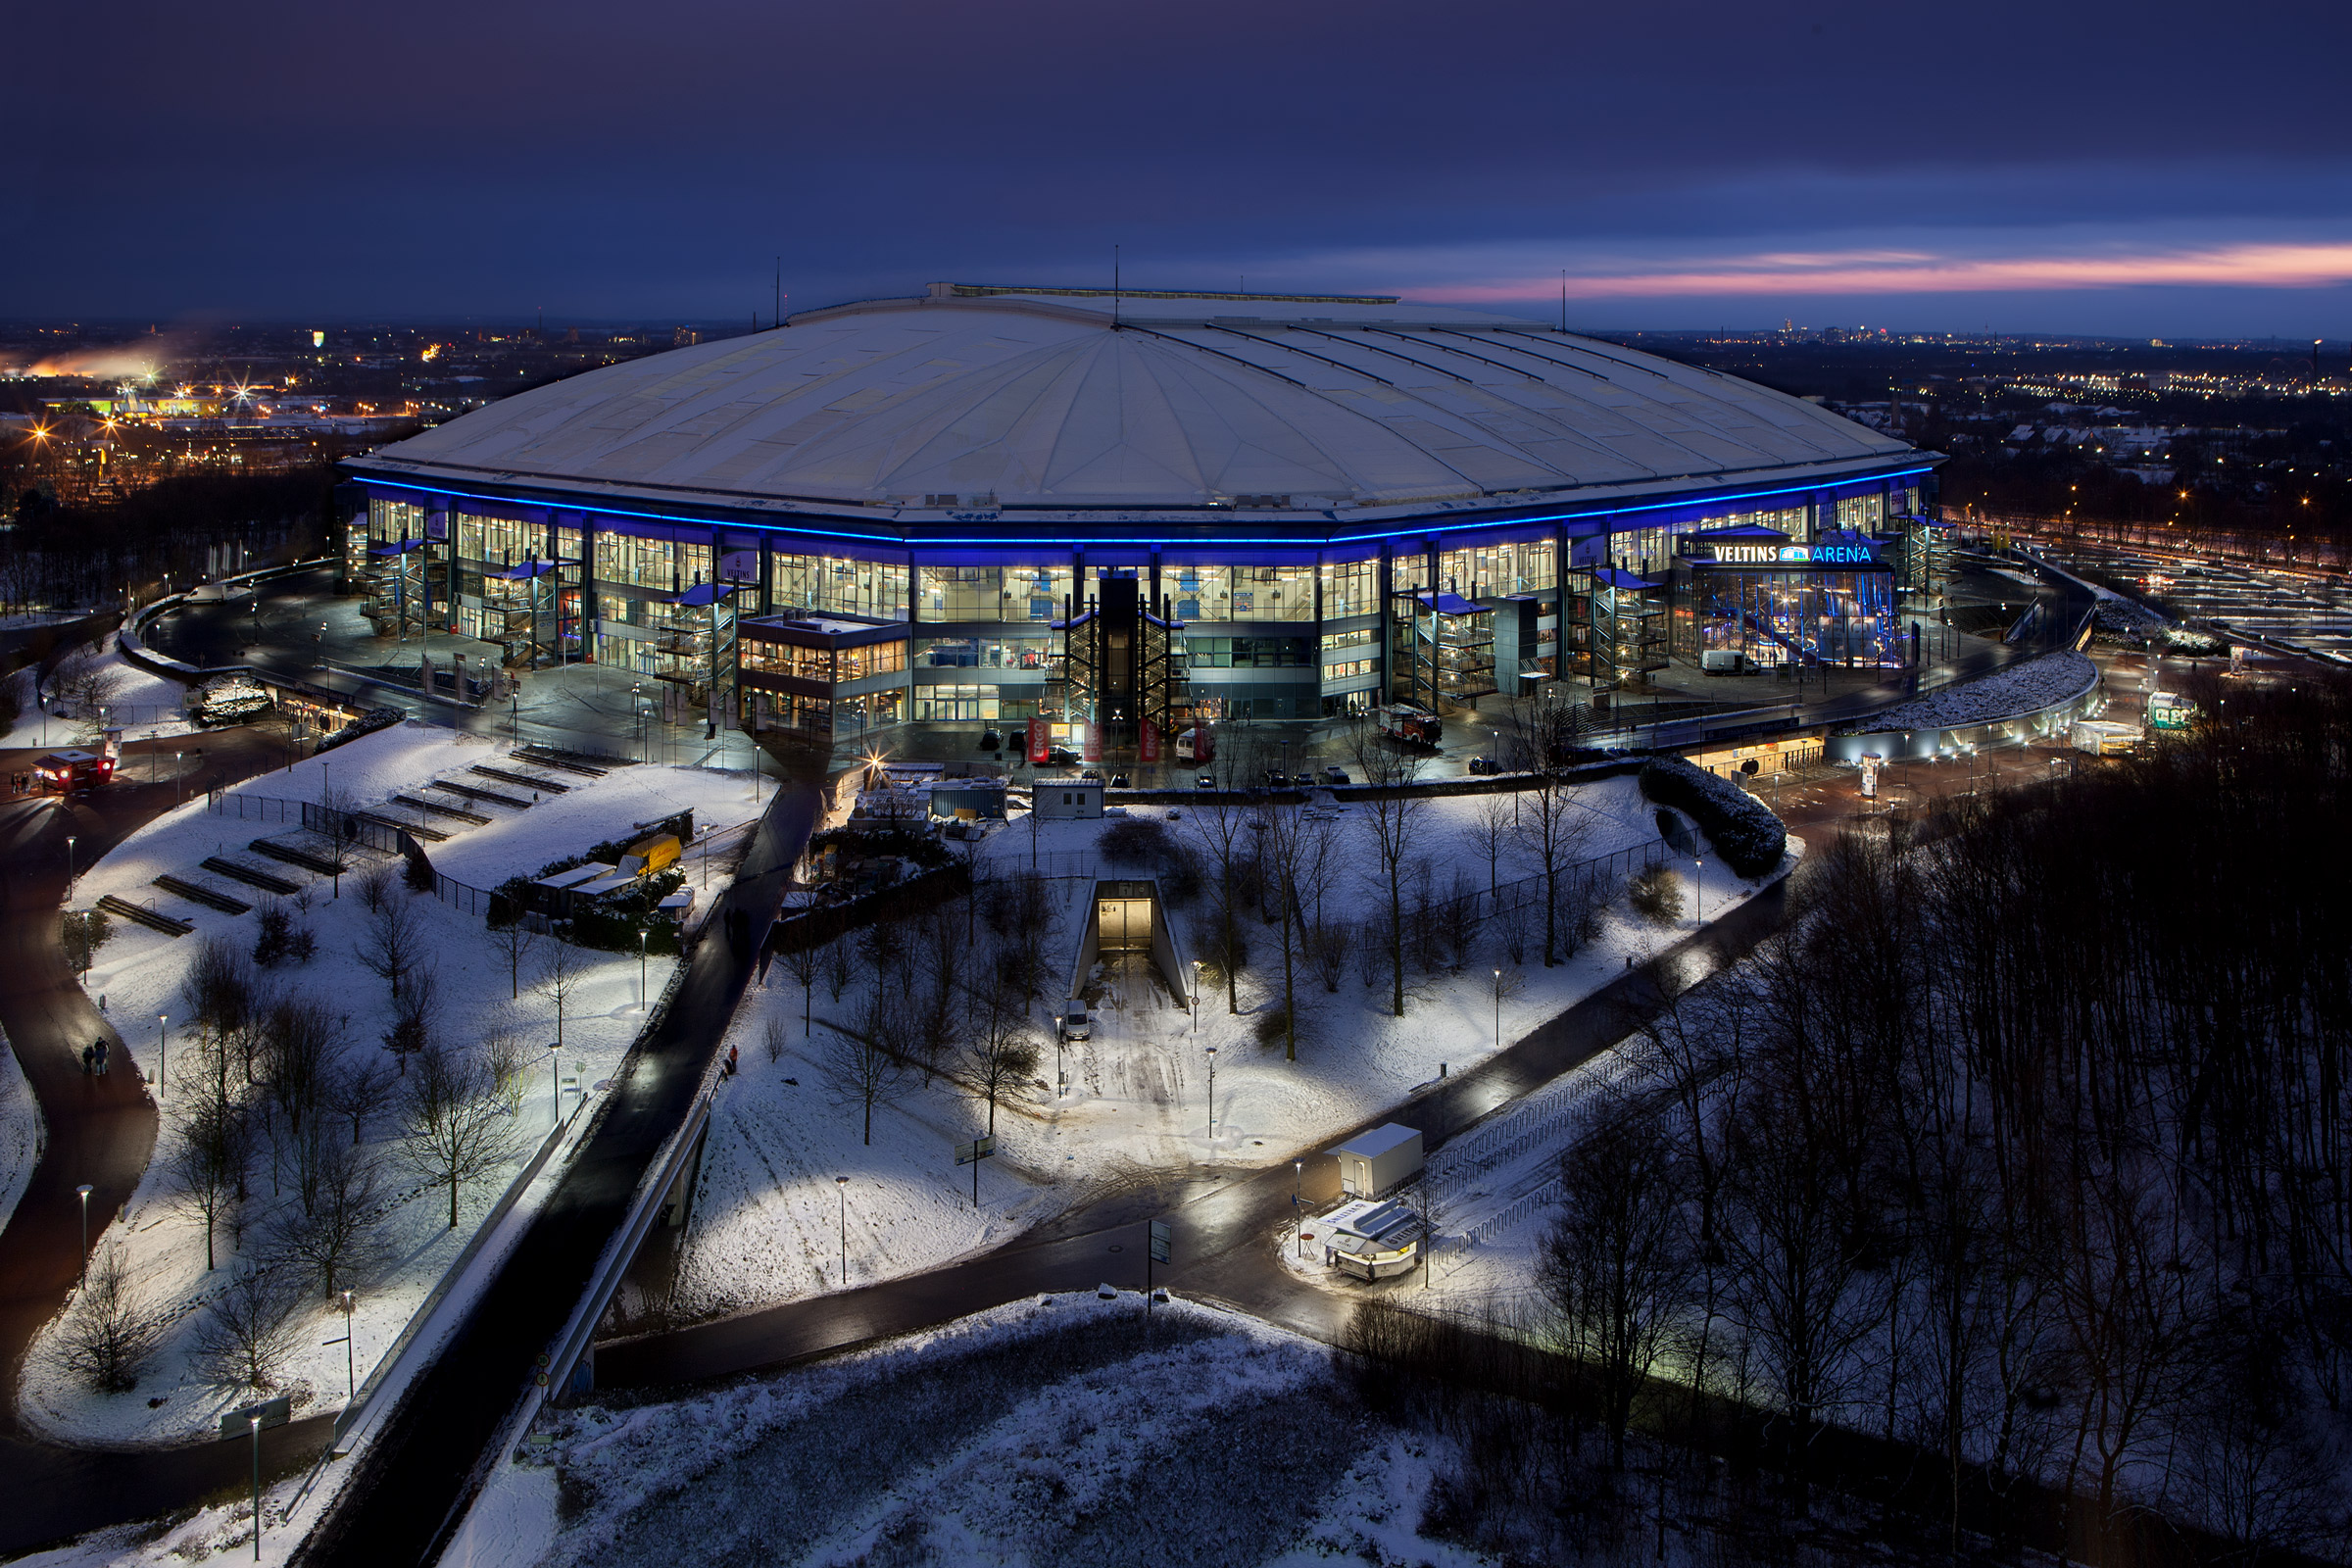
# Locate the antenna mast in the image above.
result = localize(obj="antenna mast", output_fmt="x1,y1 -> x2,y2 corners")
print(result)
1113,244 -> 1121,328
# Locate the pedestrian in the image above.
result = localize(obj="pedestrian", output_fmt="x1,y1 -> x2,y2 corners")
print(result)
93,1039 -> 110,1076
80,1044 -> 94,1075
726,1043 -> 739,1077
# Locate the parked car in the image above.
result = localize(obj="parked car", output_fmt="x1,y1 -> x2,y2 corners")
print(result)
1293,771 -> 1314,787
1080,767 -> 1103,781
1322,765 -> 1351,785
1055,1001 -> 1092,1043
1467,756 -> 1502,775
1045,746 -> 1081,766
1261,767 -> 1289,787
1196,773 -> 1217,789
1109,773 -> 1130,788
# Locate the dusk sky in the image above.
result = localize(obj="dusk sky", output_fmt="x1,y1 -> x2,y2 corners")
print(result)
11,0 -> 2352,336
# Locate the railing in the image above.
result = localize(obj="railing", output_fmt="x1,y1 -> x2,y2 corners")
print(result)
205,792 -> 404,856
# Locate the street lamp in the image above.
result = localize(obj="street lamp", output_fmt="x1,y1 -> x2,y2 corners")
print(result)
66,834 -> 77,895
1492,968 -> 1501,1050
638,928 -> 649,1010
249,1411 -> 264,1561
1203,1045 -> 1217,1143
835,1175 -> 850,1284
1293,1158 -> 1303,1252
75,1184 -> 92,1288
338,1289 -> 356,1401
157,1015 -> 168,1101
1190,960 -> 1201,1037
174,751 -> 184,807
548,1041 -> 563,1123
1692,853 -> 1704,925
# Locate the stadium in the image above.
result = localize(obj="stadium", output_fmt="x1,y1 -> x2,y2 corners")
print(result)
343,283 -> 1939,758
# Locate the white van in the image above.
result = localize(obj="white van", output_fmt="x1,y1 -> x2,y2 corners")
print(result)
1056,1002 -> 1092,1043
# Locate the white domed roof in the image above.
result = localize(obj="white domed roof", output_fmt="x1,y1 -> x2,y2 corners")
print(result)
360,286 -> 1912,518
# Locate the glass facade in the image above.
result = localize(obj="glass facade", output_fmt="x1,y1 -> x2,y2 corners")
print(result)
353,467 -> 1926,748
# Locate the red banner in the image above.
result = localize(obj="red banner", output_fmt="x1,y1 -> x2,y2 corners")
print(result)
1082,721 -> 1102,763
1139,718 -> 1160,764
1027,717 -> 1050,765
1192,721 -> 1214,763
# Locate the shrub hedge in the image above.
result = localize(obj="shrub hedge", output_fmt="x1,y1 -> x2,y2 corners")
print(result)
1637,757 -> 1787,878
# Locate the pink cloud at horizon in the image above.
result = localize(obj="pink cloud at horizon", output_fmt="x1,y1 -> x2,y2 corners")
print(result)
1414,241 -> 2352,301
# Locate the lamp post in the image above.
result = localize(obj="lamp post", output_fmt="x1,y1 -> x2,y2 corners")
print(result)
548,1041 -> 563,1124
1692,853 -> 1703,925
638,928 -> 649,1010
1293,1158 -> 1303,1253
339,1289 -> 355,1400
1190,960 -> 1201,1037
174,751 -> 183,806
158,1015 -> 168,1101
1203,1045 -> 1217,1144
75,1184 -> 92,1287
835,1175 -> 850,1284
1492,968 -> 1501,1050
249,1411 -> 264,1561
66,834 -> 77,896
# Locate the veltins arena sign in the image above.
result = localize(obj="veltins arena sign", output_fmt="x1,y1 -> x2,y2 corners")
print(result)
1708,541 -> 1879,566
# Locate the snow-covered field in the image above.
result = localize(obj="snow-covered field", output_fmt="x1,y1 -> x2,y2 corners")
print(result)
445,1292 -> 1486,1568
0,1027 -> 42,1232
671,775 -> 1787,1324
18,723 -> 760,1446
1859,648 -> 2098,732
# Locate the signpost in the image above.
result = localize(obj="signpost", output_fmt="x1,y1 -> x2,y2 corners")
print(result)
221,1396 -> 291,1560
955,1134 -> 996,1207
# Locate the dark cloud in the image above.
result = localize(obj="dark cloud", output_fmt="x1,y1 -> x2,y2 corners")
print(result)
8,0 -> 2349,331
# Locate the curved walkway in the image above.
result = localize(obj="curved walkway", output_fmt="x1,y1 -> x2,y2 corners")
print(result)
593,874 -> 1792,1392
292,778 -> 822,1568
0,728 -> 333,1557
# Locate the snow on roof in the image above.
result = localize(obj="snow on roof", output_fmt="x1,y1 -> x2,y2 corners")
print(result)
357,288 -> 1915,518
1333,1122 -> 1423,1160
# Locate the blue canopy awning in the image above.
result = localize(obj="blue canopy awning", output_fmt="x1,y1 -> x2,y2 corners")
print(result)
1415,592 -> 1485,616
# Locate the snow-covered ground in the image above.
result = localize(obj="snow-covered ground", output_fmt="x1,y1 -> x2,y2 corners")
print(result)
671,775 -> 1788,1324
4,634 -> 197,746
17,723 -> 761,1446
0,1027 -> 42,1231
443,1292 -> 1488,1568
1859,649 -> 2098,732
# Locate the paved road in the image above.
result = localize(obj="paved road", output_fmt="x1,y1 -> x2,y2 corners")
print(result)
0,728 -> 336,1558
291,775 -> 824,1568
140,568 -> 767,771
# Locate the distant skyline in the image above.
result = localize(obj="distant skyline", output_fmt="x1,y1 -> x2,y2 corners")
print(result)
9,1 -> 2351,337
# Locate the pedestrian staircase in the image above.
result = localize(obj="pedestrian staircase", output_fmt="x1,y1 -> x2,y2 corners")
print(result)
96,895 -> 193,936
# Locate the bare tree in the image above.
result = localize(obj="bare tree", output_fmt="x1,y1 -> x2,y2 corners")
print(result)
323,1053 -> 396,1146
762,1015 -> 790,1065
822,1022 -> 901,1147
182,935 -> 258,1084
261,993 -> 338,1139
1465,790 -> 1519,900
398,1046 -> 523,1229
56,1240 -> 163,1393
534,941 -> 589,1049
189,1257 -> 305,1392
821,933 -> 855,1004
353,860 -> 397,913
379,962 -> 441,1071
487,914 -> 540,1001
1523,760 -> 1593,966
1539,1108 -> 1694,1469
1348,731 -> 1429,1017
168,1089 -> 250,1271
1185,785 -> 1256,1015
356,891 -> 424,1001
275,1143 -> 385,1299
961,974 -> 1040,1137
781,938 -> 820,1038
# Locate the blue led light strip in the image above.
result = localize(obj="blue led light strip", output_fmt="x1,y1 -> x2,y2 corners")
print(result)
355,466 -> 1935,551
